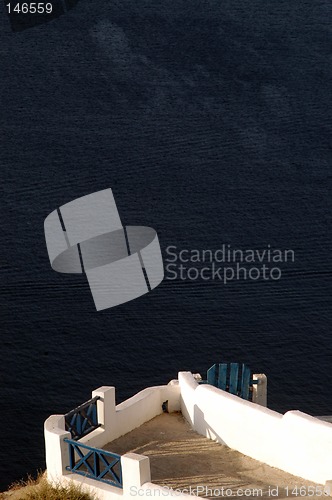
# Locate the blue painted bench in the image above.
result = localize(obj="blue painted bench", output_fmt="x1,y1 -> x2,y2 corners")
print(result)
204,363 -> 258,401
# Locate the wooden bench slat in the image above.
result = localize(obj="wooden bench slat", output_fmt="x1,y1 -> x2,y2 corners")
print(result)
229,363 -> 239,395
218,363 -> 228,391
241,364 -> 251,400
207,364 -> 217,386
206,362 -> 254,401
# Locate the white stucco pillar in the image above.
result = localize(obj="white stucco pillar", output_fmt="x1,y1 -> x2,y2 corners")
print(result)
92,386 -> 116,442
121,453 -> 151,497
324,480 -> 332,497
44,415 -> 71,482
252,373 -> 267,406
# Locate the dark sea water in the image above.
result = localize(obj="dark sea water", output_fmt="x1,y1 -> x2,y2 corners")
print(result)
1,0 -> 331,491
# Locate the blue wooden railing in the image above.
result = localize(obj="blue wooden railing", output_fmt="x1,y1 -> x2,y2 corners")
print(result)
203,363 -> 258,400
64,439 -> 123,488
65,396 -> 100,440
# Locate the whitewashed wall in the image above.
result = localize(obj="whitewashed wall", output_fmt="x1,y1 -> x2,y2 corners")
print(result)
78,382 -> 180,448
45,373 -> 332,499
45,382 -> 182,500
179,371 -> 332,486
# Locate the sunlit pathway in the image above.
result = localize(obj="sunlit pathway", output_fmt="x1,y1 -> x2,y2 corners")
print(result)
104,413 -> 324,500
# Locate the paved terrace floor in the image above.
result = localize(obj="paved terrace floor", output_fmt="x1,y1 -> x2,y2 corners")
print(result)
104,412 -> 325,500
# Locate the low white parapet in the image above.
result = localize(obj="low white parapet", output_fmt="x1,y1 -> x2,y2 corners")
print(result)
45,373 -> 332,497
280,410 -> 332,484
45,382 -> 181,499
76,382 -> 181,450
179,371 -> 332,486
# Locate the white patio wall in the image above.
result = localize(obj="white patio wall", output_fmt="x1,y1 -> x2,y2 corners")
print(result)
78,382 -> 180,449
45,382 -> 184,500
45,373 -> 332,499
179,371 -> 332,486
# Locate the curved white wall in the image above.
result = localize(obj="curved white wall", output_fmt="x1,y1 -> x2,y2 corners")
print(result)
45,375 -> 332,498
179,371 -> 332,485
45,382 -> 182,499
115,384 -> 178,439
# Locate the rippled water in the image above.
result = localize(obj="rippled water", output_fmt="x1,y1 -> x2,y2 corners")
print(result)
1,0 -> 331,490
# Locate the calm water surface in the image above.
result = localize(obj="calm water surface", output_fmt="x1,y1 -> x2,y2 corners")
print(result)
1,0 -> 331,490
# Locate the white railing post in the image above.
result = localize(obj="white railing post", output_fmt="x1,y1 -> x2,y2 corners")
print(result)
252,374 -> 267,406
44,415 -> 71,483
324,480 -> 332,497
121,453 -> 151,496
92,386 -> 116,442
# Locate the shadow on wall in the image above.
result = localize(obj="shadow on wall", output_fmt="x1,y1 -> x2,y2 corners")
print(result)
4,0 -> 80,32
193,404 -> 227,446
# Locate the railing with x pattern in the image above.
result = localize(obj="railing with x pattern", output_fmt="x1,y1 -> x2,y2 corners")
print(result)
64,439 -> 123,487
65,396 -> 100,440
